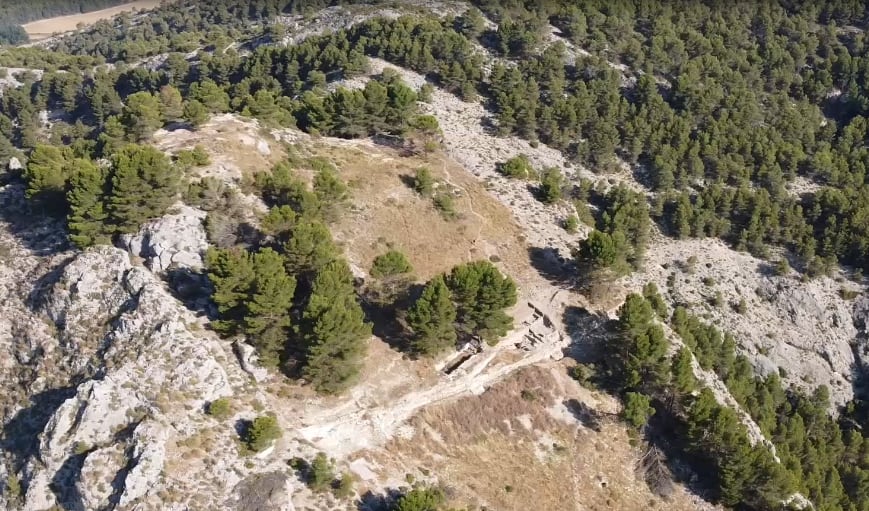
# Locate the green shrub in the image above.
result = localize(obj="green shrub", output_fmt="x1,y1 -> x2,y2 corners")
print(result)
333,472 -> 355,498
413,167 -> 434,197
371,249 -> 413,278
564,215 -> 579,233
433,192 -> 457,220
395,486 -> 446,511
499,154 -> 533,178
207,397 -> 232,419
244,414 -> 282,452
309,452 -> 335,492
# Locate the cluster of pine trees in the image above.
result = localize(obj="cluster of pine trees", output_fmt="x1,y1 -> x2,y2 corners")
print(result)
24,143 -> 180,247
406,261 -> 517,356
602,287 -> 869,510
204,158 -> 372,394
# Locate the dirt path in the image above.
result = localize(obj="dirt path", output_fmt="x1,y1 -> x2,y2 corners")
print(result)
23,0 -> 167,42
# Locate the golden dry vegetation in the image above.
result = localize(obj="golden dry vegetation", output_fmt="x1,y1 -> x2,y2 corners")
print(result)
22,0 -> 168,41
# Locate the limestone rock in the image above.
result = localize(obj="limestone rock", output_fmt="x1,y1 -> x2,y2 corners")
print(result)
233,339 -> 270,383
7,156 -> 22,171
119,204 -> 208,272
19,247 -> 236,510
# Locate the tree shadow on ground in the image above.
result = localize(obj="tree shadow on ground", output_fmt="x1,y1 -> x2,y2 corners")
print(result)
0,183 -> 70,256
359,280 -> 423,354
527,246 -> 576,288
356,488 -> 404,511
163,267 -> 215,318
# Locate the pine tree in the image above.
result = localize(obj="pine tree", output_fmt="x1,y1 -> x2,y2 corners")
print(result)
24,144 -> 68,211
121,91 -> 163,141
370,250 -> 413,278
446,261 -> 517,344
671,347 -> 697,396
205,247 -> 256,335
158,85 -> 184,123
300,260 -> 371,394
616,294 -> 669,390
183,99 -> 209,129
107,144 -> 180,233
406,275 -> 457,356
282,219 -> 338,277
245,248 -> 296,366
622,391 -> 655,429
260,205 -> 297,238
66,158 -> 110,248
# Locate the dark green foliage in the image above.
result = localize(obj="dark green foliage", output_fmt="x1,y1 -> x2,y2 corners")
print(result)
107,144 -> 179,234
394,486 -> 446,511
24,145 -> 69,213
538,167 -> 563,204
446,260 -> 517,344
245,248 -> 297,367
670,347 -> 696,396
563,215 -> 579,233
183,100 -> 209,128
576,229 -> 629,278
206,247 -> 257,336
121,91 -> 163,141
413,167 -> 434,197
0,24 -> 29,46
66,158 -> 110,247
260,205 -> 298,238
642,282 -> 667,319
174,146 -> 210,170
256,161 -> 323,217
614,294 -> 669,391
300,260 -> 371,394
244,414 -> 282,452
308,453 -> 335,492
205,247 -> 296,366
622,392 -> 654,429
499,154 -> 533,179
371,250 -> 412,278
406,275 -> 457,356
282,219 -> 339,277
159,85 -> 184,123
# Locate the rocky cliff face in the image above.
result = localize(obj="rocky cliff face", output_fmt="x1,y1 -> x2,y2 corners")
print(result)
15,246 -> 235,511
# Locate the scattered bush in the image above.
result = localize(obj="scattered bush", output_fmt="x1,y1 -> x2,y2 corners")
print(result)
243,414 -> 282,452
207,398 -> 232,419
433,192 -> 457,220
499,154 -> 533,178
413,167 -> 434,197
371,249 -> 413,278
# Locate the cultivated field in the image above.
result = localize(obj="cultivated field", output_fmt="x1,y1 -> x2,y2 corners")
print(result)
22,0 -> 165,41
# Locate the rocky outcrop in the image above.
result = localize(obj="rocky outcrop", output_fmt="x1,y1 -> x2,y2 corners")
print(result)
628,237 -> 865,406
119,204 -> 208,273
19,247 -> 234,510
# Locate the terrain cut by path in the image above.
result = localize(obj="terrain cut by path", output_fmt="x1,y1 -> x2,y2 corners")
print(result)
22,0 -> 166,41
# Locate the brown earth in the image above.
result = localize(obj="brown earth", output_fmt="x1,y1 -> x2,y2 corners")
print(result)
22,0 -> 167,41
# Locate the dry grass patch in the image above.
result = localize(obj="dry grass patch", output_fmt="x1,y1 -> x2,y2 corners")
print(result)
23,0 -> 168,41
309,143 -> 531,284
153,115 -> 287,179
365,364 -> 713,511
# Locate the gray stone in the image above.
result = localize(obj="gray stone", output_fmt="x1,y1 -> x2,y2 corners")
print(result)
119,204 -> 208,272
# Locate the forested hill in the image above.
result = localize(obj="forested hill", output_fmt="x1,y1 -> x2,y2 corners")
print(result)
3,1 -> 869,510
0,0 -> 134,44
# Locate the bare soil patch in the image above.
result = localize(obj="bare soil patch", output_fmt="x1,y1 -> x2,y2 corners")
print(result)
23,0 -> 166,41
365,364 -> 718,511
